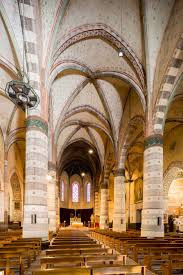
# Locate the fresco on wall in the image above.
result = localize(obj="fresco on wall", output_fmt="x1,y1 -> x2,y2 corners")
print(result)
134,177 -> 143,202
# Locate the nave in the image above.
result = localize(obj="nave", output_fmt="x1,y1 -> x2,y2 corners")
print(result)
1,228 -> 183,274
0,0 -> 183,274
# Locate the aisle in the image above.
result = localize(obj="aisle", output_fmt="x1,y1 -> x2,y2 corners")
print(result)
28,228 -> 149,274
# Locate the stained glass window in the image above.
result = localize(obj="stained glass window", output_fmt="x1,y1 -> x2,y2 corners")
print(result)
72,182 -> 79,202
86,182 -> 91,202
61,181 -> 64,201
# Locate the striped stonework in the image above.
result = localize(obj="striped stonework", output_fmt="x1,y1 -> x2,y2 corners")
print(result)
55,179 -> 60,231
0,160 -> 8,231
94,191 -> 100,217
154,34 -> 183,134
19,0 -> 41,116
99,181 -> 109,230
113,168 -> 126,232
19,1 -> 49,239
99,159 -> 112,229
47,163 -> 56,232
141,135 -> 164,237
23,117 -> 48,240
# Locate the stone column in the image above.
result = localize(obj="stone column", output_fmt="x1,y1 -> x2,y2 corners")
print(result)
113,168 -> 126,232
47,162 -> 56,232
99,181 -> 109,229
56,174 -> 60,231
94,191 -> 99,217
23,116 -> 48,240
141,135 -> 164,237
0,160 -> 8,231
0,159 -> 8,231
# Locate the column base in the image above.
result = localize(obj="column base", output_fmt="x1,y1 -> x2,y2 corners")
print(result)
141,209 -> 164,237
23,224 -> 48,240
0,222 -> 8,232
113,213 -> 126,232
100,215 -> 109,229
23,205 -> 48,240
113,225 -> 126,232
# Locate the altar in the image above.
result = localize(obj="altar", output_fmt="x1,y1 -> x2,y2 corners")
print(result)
70,217 -> 83,228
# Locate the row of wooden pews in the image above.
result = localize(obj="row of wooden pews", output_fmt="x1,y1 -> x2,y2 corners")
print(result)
0,230 -> 41,274
32,229 -> 146,275
91,229 -> 183,274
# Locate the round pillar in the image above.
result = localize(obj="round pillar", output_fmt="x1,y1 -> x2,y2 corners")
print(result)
23,116 -> 48,240
47,162 -> 56,232
141,135 -> 164,237
113,168 -> 126,232
99,181 -> 109,229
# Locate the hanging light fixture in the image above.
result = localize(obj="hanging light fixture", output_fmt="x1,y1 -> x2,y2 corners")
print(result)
118,49 -> 124,57
5,0 -> 39,112
6,72 -> 39,112
88,148 -> 93,154
118,0 -> 124,58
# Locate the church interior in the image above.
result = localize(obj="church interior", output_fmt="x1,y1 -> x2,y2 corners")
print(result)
0,0 -> 183,274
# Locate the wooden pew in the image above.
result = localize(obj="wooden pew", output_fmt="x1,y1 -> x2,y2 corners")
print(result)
32,264 -> 146,275
0,252 -> 24,275
4,243 -> 37,259
49,244 -> 101,249
0,248 -> 32,268
120,242 -> 183,261
40,254 -> 118,268
161,254 -> 183,275
52,240 -> 96,244
46,248 -> 109,256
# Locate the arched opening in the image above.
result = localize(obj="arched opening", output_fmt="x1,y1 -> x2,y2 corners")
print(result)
168,178 -> 183,216
58,141 -> 100,227
72,182 -> 79,203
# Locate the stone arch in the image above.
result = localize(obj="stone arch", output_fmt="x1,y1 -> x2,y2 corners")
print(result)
48,62 -> 145,111
163,161 -> 183,196
153,34 -> 183,135
52,23 -> 145,87
118,116 -> 145,169
57,122 -> 114,164
0,2 -> 22,68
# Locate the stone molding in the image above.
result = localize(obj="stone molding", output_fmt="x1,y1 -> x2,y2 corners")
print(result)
153,35 -> 183,134
144,134 -> 163,150
114,168 -> 125,177
101,182 -> 108,189
48,161 -> 56,171
53,23 -> 145,87
26,116 -> 48,136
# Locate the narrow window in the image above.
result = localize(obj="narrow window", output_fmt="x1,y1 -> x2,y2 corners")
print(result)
72,182 -> 79,202
61,181 -> 64,202
86,182 -> 91,202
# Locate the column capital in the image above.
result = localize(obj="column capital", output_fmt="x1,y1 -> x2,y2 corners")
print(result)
114,168 -> 125,177
144,134 -> 163,150
48,161 -> 56,171
26,116 -> 48,136
101,181 -> 108,189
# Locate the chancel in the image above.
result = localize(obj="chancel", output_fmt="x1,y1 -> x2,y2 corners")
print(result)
0,0 -> 183,274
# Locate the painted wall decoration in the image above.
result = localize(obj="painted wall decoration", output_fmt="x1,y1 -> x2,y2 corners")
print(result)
134,177 -> 143,203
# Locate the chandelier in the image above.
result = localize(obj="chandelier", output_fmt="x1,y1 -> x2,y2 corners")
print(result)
5,71 -> 39,111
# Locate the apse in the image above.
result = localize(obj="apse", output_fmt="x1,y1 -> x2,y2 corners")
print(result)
58,141 -> 101,225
